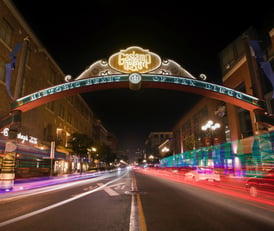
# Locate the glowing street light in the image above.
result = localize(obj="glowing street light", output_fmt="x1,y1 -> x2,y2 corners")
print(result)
87,146 -> 97,166
201,120 -> 221,146
161,146 -> 170,153
201,120 -> 220,132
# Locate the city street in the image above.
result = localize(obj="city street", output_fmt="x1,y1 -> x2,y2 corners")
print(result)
0,167 -> 274,231
0,2 -> 274,231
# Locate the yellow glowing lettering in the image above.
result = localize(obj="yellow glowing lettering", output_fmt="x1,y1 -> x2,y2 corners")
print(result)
118,51 -> 151,72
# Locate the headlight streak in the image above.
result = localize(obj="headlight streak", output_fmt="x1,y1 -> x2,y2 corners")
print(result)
0,171 -> 116,200
1,174 -> 107,201
135,168 -> 274,210
0,169 -> 129,228
135,168 -> 274,227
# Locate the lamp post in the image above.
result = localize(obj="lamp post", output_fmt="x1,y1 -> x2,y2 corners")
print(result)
201,120 -> 221,146
87,147 -> 97,167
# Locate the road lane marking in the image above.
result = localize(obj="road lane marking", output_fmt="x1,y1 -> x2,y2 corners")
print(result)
129,186 -> 137,231
106,182 -> 126,190
109,182 -> 125,188
129,173 -> 147,231
97,183 -> 119,196
71,185 -> 98,197
0,170 -> 129,228
83,185 -> 97,191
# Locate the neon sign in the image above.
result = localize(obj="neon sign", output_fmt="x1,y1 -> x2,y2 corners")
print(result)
108,46 -> 161,73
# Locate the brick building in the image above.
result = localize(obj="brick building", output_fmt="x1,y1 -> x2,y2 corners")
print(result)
169,25 -> 274,173
0,0 -> 115,177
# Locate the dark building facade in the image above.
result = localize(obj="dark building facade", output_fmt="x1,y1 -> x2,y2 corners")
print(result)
0,0 -> 115,178
168,25 -> 274,174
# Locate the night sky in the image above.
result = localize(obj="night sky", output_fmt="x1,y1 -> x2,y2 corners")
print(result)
11,1 -> 273,150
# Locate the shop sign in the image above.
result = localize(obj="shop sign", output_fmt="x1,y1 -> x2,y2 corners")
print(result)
1,128 -> 38,144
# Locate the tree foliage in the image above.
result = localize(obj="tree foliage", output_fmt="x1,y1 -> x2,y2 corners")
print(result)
68,133 -> 94,158
184,135 -> 195,151
99,143 -> 117,164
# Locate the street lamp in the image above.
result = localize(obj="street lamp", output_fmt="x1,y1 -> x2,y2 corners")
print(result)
161,147 -> 170,153
201,120 -> 221,146
87,146 -> 97,167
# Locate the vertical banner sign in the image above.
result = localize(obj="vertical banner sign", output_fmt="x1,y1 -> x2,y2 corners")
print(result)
0,141 -> 17,190
250,40 -> 274,98
5,43 -> 21,99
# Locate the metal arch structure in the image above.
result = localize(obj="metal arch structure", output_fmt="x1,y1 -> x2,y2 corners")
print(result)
10,74 -> 265,112
0,73 -> 271,130
1,44 -> 273,128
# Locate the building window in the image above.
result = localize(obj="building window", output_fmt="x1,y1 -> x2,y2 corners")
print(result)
234,36 -> 245,59
48,68 -> 56,85
58,104 -> 65,119
67,112 -> 72,124
25,47 -> 31,66
219,35 -> 246,75
68,95 -> 74,105
220,44 -> 235,73
238,107 -> 253,138
182,120 -> 191,136
0,19 -> 13,46
46,101 -> 55,112
44,123 -> 53,141
235,83 -> 252,138
56,128 -> 63,145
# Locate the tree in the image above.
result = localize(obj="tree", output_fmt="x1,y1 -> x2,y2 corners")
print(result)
68,133 -> 94,172
184,135 -> 195,151
98,143 -> 117,166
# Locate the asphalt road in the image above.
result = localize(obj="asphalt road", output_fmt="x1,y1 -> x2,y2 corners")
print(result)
0,167 -> 274,231
134,169 -> 274,231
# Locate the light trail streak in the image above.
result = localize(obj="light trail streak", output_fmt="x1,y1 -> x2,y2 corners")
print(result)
136,168 -> 274,209
0,172 -> 116,201
0,170 -> 129,228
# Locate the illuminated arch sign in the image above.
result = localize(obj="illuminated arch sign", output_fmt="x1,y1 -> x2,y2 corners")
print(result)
11,74 -> 265,112
108,46 -> 161,73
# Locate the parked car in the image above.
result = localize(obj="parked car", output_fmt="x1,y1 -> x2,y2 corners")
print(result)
184,167 -> 221,182
245,168 -> 274,197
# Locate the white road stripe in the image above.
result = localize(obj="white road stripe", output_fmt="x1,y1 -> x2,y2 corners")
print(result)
97,183 -> 119,196
0,170 -> 128,228
129,174 -> 138,231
